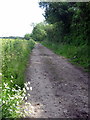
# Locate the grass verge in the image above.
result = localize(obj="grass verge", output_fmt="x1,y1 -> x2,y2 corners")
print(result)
42,41 -> 89,71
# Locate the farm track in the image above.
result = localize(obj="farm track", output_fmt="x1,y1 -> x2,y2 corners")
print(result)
25,43 -> 88,118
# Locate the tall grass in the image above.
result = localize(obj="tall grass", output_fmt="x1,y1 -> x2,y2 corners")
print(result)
42,41 -> 89,71
0,39 -> 35,118
0,39 -> 2,119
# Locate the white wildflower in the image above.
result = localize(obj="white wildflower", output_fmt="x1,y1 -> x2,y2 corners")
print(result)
26,87 -> 29,90
18,88 -> 21,92
27,93 -> 30,96
7,94 -> 11,98
25,96 -> 27,100
17,101 -> 19,105
16,111 -> 20,113
4,83 -> 8,87
10,80 -> 13,83
15,84 -> 18,87
9,109 -> 13,112
3,100 -> 5,104
12,88 -> 16,91
25,102 -> 31,106
10,97 -> 14,100
23,88 -> 26,93
30,87 -> 32,91
13,104 -> 15,106
6,86 -> 10,89
24,109 -> 29,114
11,76 -> 13,78
18,86 -> 21,89
0,73 -> 2,76
25,102 -> 28,105
28,82 -> 30,85
24,83 -> 28,88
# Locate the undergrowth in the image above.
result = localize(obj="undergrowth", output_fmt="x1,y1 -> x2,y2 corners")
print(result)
0,39 -> 35,118
42,41 -> 89,71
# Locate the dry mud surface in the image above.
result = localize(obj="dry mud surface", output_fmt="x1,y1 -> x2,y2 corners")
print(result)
25,43 -> 88,118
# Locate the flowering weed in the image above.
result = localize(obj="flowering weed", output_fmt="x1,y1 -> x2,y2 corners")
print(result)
1,39 -> 35,118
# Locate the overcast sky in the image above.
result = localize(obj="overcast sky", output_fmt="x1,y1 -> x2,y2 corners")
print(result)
0,0 -> 45,37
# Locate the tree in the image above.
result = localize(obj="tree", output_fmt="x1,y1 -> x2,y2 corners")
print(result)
39,2 -> 89,45
39,2 -> 75,34
24,34 -> 31,40
31,23 -> 47,41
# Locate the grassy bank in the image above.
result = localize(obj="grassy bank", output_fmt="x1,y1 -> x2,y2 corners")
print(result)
42,41 -> 89,71
1,39 -> 35,118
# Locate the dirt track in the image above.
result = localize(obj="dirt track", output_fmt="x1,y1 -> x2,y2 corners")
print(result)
25,43 -> 88,118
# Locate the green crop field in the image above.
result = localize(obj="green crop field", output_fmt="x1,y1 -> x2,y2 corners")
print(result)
0,39 -> 35,118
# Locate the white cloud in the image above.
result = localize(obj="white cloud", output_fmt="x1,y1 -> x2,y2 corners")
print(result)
0,0 -> 45,37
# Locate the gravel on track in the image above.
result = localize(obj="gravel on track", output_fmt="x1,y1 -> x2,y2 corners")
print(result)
25,43 -> 88,118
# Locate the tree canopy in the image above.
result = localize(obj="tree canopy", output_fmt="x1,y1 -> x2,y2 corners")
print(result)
39,2 -> 90,44
31,22 -> 47,41
24,34 -> 31,40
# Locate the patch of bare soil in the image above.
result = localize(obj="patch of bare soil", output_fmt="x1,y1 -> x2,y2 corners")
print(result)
25,43 -> 88,118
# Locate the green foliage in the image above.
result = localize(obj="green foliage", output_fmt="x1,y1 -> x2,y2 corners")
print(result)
2,39 -> 35,87
24,34 -> 31,40
39,2 -> 75,34
31,22 -> 47,41
1,39 -> 35,118
2,81 -> 24,118
39,2 -> 89,44
44,22 -> 65,43
38,2 -> 89,70
42,41 -> 89,71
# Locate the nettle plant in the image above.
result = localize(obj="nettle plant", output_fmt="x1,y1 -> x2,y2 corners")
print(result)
1,77 -> 32,118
